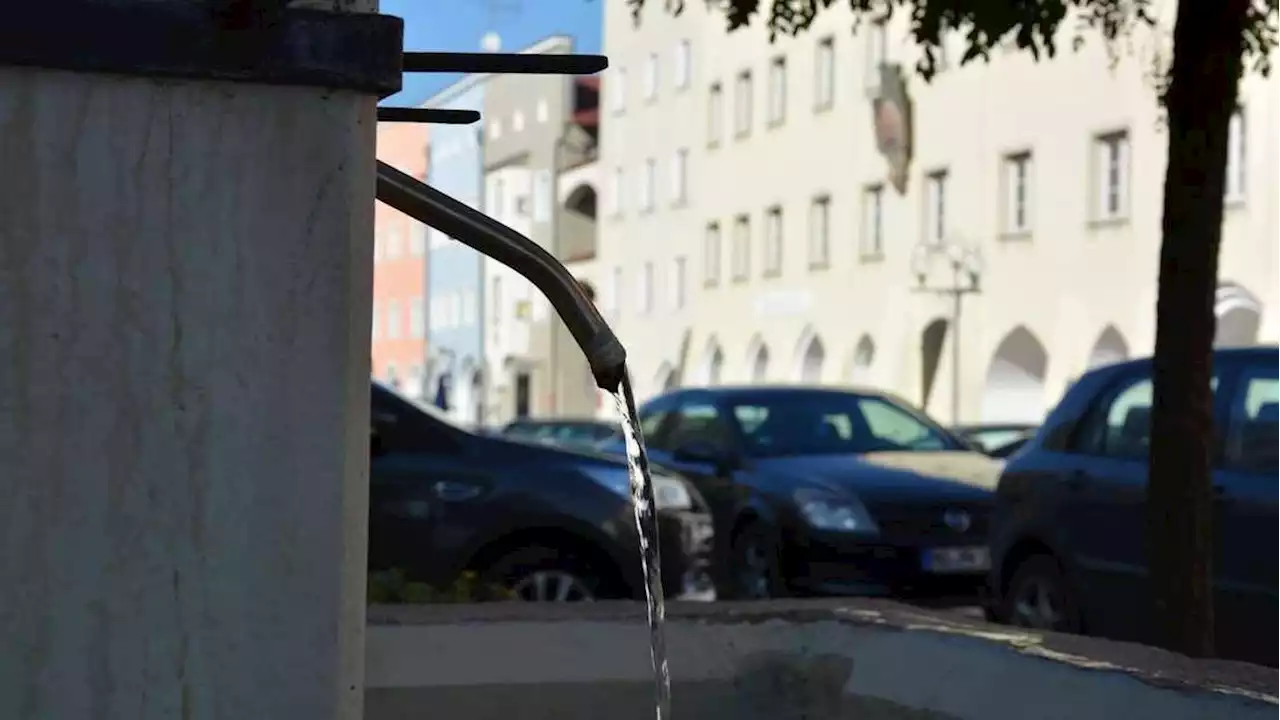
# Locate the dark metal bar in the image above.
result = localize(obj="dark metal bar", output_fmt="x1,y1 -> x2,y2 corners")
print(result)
377,107 -> 480,124
375,161 -> 626,392
402,52 -> 608,76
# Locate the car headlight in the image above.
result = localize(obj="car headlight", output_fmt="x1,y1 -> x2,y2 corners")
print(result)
793,489 -> 879,534
582,467 -> 694,511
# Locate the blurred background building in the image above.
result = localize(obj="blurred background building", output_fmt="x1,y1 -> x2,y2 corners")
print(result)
594,0 -> 1277,426
371,122 -> 430,398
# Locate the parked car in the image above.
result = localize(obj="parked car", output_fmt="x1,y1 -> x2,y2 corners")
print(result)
598,386 -> 1003,601
953,424 -> 1038,458
500,418 -> 621,450
986,346 -> 1278,667
368,382 -> 715,602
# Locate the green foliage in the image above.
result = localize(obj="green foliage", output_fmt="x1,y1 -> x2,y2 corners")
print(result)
627,0 -> 1277,82
368,569 -> 516,604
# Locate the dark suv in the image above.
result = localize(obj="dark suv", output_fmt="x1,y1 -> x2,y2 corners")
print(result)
987,347 -> 1277,666
368,382 -> 715,602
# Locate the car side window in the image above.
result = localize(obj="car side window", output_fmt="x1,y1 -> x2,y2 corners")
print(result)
1223,365 -> 1278,475
372,388 -> 459,455
857,398 -> 949,450
1075,372 -> 1220,460
1074,374 -> 1152,459
664,402 -> 734,451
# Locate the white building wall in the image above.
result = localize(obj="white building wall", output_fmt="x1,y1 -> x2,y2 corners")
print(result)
482,165 -> 537,421
598,0 -> 1278,425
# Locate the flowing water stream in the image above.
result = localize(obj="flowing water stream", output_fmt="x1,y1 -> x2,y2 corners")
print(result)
611,372 -> 672,720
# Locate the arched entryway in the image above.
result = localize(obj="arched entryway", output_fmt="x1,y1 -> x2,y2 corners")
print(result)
850,335 -> 876,386
980,326 -> 1049,424
919,318 -> 949,410
1086,325 -> 1129,369
746,335 -> 770,383
1215,282 -> 1262,348
795,326 -> 826,384
654,361 -> 678,395
699,338 -> 725,386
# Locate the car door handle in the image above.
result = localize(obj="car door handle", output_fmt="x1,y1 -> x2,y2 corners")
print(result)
433,480 -> 483,502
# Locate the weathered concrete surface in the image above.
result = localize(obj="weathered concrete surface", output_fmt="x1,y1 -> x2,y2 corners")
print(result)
0,2 -> 378,718
366,600 -> 1278,720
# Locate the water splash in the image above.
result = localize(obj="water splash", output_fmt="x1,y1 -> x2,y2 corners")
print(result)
611,372 -> 672,720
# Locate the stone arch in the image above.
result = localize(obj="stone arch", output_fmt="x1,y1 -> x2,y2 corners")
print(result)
1215,281 -> 1262,348
850,335 -> 876,386
794,325 -> 827,384
698,337 -> 725,386
1086,325 -> 1130,369
745,334 -> 770,383
980,325 -> 1050,424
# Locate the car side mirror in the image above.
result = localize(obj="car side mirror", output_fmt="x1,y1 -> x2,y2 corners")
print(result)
672,441 -> 733,470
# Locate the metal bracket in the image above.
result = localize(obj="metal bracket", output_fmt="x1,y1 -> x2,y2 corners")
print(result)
0,0 -> 403,97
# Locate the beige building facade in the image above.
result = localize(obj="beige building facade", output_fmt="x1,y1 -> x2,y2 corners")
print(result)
596,0 -> 1277,425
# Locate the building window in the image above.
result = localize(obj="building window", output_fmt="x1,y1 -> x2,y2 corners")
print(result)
808,195 -> 831,269
638,261 -> 654,314
386,227 -> 403,258
1001,152 -> 1033,235
373,232 -> 384,263
386,300 -> 402,339
671,256 -> 687,310
1226,107 -> 1247,203
643,53 -> 659,101
409,224 -> 427,255
731,214 -> 751,281
611,267 -> 623,315
640,158 -> 656,212
671,148 -> 689,205
865,19 -> 888,93
610,67 -> 627,113
861,185 -> 884,257
608,166 -> 623,216
512,110 -> 525,132
536,99 -> 549,123
605,266 -> 621,314
1092,131 -> 1130,222
734,70 -> 753,138
767,56 -> 787,126
704,222 -> 722,286
708,82 -> 723,147
924,169 -> 948,244
489,119 -> 503,140
764,205 -> 784,276
491,177 -> 505,219
490,278 -> 502,342
462,292 -> 477,326
815,37 -> 835,111
371,302 -> 380,340
410,296 -> 426,338
674,40 -> 692,89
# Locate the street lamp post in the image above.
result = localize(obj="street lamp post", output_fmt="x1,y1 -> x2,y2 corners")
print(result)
910,242 -> 984,425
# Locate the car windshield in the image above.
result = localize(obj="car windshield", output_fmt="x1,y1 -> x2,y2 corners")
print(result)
728,392 -> 959,458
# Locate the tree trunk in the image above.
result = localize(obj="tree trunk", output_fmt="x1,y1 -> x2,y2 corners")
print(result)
1147,0 -> 1249,658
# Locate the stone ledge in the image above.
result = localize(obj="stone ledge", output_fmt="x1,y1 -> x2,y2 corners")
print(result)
368,599 -> 1278,703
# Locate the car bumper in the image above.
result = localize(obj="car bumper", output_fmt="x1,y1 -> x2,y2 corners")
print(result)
655,509 -> 717,601
784,528 -> 988,600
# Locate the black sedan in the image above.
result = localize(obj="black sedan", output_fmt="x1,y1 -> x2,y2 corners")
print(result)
368,382 -> 715,602
600,386 -> 1002,600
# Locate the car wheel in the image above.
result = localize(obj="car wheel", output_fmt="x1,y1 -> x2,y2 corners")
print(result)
1002,554 -> 1081,633
483,545 -> 602,603
728,521 -> 786,600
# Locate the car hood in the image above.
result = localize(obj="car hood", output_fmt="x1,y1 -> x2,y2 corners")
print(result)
752,450 -> 1001,502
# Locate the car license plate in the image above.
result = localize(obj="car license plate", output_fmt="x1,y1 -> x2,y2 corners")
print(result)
922,546 -> 991,574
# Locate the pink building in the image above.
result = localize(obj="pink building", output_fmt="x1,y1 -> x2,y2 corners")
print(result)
371,122 -> 430,398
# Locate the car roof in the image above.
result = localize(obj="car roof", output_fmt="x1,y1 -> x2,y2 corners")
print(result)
671,384 -> 892,398
1079,345 -> 1277,380
505,418 -> 615,426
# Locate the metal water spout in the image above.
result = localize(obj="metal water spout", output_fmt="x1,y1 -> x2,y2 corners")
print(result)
375,161 -> 626,392
377,49 -> 625,392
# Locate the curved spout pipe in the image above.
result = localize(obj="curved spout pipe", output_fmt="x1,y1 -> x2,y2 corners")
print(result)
375,160 -> 627,393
